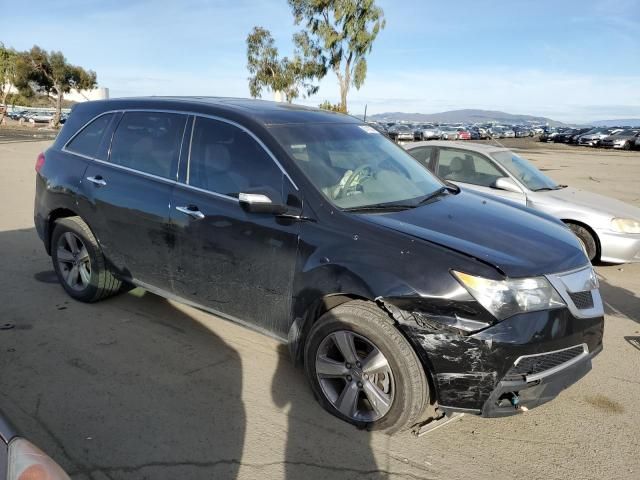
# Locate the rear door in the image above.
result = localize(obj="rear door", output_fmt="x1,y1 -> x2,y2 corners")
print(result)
79,110 -> 188,290
435,147 -> 527,205
169,116 -> 301,338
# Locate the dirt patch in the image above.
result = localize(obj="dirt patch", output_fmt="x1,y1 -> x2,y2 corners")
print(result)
584,394 -> 625,413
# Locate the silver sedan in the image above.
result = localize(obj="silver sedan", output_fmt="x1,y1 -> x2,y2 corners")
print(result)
404,141 -> 640,263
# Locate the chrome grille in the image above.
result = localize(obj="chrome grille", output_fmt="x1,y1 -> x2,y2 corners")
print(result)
503,345 -> 586,381
569,291 -> 594,310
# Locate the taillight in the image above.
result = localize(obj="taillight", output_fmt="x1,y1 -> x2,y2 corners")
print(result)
35,152 -> 45,173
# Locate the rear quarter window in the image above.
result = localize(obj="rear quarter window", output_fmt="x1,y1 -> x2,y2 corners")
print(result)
65,113 -> 115,159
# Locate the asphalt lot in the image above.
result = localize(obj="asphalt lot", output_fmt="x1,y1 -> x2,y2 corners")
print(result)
0,136 -> 639,480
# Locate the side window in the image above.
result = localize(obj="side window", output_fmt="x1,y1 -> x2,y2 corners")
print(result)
66,113 -> 114,159
437,149 -> 504,187
109,111 -> 187,179
188,117 -> 283,197
408,146 -> 434,169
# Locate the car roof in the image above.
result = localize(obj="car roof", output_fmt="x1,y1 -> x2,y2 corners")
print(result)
73,96 -> 361,126
405,140 -> 510,154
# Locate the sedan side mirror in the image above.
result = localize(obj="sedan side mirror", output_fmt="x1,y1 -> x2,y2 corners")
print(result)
239,187 -> 288,215
491,177 -> 522,194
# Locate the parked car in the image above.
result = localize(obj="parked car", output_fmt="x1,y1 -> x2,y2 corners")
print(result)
405,140 -> 640,263
36,97 -> 603,433
28,111 -> 54,123
467,128 -> 481,140
414,124 -> 441,141
600,128 -> 640,150
439,126 -> 460,140
502,129 -> 515,138
388,124 -> 414,142
1,410 -> 70,480
489,127 -> 505,138
578,128 -> 622,147
553,129 -> 581,143
514,127 -> 531,138
456,127 -> 471,140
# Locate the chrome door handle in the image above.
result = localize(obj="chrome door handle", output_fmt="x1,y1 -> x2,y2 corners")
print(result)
176,205 -> 205,220
86,176 -> 107,187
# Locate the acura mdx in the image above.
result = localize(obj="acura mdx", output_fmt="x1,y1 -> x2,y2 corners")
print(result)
34,97 -> 604,433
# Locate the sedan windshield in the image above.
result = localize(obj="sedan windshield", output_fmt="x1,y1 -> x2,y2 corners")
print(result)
270,123 -> 444,209
491,151 -> 558,191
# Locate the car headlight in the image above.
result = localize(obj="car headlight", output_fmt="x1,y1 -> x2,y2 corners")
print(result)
611,218 -> 640,234
7,438 -> 70,480
453,271 -> 565,320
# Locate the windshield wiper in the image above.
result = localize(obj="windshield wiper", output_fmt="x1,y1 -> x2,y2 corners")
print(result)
342,186 -> 452,213
342,203 -> 417,212
415,186 -> 451,205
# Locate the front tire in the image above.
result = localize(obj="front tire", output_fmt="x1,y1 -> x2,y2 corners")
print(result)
304,301 -> 428,434
566,222 -> 598,262
51,216 -> 122,302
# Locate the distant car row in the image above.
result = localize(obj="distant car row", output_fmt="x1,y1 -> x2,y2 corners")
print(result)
541,127 -> 640,150
6,109 -> 68,124
368,121 -> 542,142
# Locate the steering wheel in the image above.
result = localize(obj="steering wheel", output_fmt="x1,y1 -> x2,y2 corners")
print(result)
334,165 -> 374,200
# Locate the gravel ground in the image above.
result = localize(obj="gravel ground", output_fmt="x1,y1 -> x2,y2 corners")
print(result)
0,138 -> 639,480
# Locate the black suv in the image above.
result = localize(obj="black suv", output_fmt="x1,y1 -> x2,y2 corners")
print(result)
35,97 -> 603,433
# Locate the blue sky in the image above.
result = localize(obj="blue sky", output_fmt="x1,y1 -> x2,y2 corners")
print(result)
4,0 -> 639,122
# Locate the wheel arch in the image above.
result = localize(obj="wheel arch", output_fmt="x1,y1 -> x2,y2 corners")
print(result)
45,207 -> 81,255
561,218 -> 601,260
288,293 -> 439,408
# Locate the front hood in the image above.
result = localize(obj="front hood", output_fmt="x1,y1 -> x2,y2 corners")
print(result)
538,186 -> 640,220
357,191 -> 587,278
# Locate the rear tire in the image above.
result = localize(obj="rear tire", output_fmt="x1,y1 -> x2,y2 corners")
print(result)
304,300 -> 428,434
566,223 -> 598,262
51,216 -> 122,302
623,141 -> 631,151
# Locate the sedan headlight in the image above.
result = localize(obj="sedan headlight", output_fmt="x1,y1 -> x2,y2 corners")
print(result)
611,218 -> 640,234
7,438 -> 70,480
453,271 -> 565,320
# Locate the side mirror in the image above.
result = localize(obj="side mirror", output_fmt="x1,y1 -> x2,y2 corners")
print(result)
238,187 -> 287,215
491,177 -> 522,194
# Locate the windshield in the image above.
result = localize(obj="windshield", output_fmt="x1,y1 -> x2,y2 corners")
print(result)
614,129 -> 639,136
491,150 -> 558,191
270,123 -> 444,209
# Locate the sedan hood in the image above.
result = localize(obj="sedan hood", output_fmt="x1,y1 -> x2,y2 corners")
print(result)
357,191 -> 587,278
538,186 -> 640,219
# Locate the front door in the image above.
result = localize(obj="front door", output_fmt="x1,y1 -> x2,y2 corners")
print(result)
435,147 -> 527,205
169,116 -> 301,338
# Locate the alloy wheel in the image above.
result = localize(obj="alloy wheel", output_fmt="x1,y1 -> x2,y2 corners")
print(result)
56,232 -> 92,291
315,330 -> 395,422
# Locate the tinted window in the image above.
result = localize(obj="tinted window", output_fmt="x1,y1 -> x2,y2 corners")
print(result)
109,112 -> 187,178
437,149 -> 504,187
408,146 -> 434,166
188,117 -> 283,197
66,113 -> 114,159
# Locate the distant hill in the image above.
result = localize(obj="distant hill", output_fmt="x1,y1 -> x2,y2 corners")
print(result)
590,119 -> 640,127
368,109 -> 564,126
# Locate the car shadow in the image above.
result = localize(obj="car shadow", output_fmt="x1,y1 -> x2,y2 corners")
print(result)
598,277 -> 640,324
0,228 -> 246,480
271,343 -> 385,479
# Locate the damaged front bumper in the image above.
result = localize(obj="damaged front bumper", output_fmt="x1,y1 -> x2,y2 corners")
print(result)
387,303 -> 604,417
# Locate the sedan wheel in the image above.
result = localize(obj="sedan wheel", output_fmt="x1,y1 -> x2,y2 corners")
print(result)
315,330 -> 394,422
